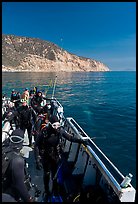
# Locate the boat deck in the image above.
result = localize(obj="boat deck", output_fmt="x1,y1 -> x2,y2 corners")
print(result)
27,149 -> 108,202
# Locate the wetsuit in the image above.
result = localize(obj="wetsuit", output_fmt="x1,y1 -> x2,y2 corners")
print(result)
2,151 -> 31,202
11,92 -> 20,108
8,105 -> 36,146
31,94 -> 43,113
34,124 -> 84,195
33,114 -> 47,141
2,106 -> 18,129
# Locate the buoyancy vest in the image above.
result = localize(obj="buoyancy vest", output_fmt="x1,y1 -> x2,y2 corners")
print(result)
17,106 -> 32,127
2,146 -> 21,191
2,146 -> 32,196
40,126 -> 62,162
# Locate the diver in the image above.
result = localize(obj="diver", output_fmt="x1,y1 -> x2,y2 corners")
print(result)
34,115 -> 89,200
10,89 -> 21,108
2,128 -> 33,202
32,113 -> 49,141
21,88 -> 30,105
31,90 -> 46,114
6,99 -> 37,147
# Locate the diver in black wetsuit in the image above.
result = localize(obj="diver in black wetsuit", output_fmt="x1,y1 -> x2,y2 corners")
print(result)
31,90 -> 44,114
7,100 -> 37,147
2,129 -> 33,202
10,89 -> 21,108
2,103 -> 18,129
34,115 -> 88,198
33,113 -> 49,141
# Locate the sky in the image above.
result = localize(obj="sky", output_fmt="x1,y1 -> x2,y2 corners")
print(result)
2,2 -> 136,71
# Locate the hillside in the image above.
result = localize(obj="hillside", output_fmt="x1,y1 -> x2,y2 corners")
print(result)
2,34 -> 110,72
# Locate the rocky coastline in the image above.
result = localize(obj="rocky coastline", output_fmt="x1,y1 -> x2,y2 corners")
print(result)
2,34 -> 110,72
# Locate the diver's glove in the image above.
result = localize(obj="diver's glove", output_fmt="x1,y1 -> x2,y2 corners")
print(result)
36,157 -> 42,170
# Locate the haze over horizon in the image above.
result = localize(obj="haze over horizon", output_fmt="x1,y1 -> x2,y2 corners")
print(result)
2,2 -> 136,71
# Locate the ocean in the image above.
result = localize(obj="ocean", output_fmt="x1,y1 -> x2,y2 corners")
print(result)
2,71 -> 136,188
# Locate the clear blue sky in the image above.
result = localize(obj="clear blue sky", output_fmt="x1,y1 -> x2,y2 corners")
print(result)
2,2 -> 136,71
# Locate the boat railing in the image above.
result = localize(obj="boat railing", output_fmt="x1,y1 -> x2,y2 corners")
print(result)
64,118 -> 124,176
63,117 -> 136,202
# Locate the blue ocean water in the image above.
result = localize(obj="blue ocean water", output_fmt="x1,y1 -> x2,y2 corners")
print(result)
2,71 -> 136,188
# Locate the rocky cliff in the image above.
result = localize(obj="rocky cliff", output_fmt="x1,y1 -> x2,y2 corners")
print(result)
2,34 -> 110,72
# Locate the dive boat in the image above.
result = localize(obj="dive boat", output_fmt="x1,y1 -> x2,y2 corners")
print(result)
2,95 -> 136,202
